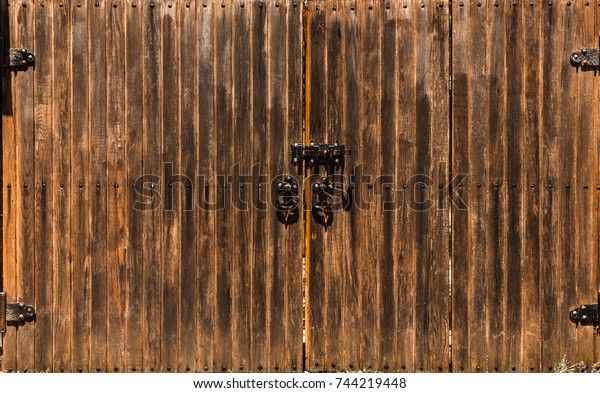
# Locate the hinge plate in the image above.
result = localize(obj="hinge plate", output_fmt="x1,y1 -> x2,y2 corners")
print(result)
0,292 -> 36,335
569,291 -> 600,327
291,141 -> 351,175
1,37 -> 35,76
570,37 -> 600,70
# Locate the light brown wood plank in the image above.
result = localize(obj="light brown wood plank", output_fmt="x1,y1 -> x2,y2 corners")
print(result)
51,0 -> 72,373
107,0 -> 127,373
161,0 -> 180,373
178,0 -> 198,373
71,0 -> 91,373
124,0 -> 144,373
196,0 -> 216,373
142,0 -> 163,372
33,0 -> 54,373
14,0 -> 36,373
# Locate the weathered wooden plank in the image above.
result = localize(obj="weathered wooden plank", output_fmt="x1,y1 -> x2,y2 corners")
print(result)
305,2 -> 325,371
14,0 -> 36,373
124,0 -> 144,373
395,1 -> 416,372
285,0 -> 304,372
522,0 -> 542,373
573,0 -> 597,367
425,0 -> 449,372
107,0 -> 127,373
142,0 -> 163,372
250,0 -> 269,373
322,1 -> 343,372
214,0 -> 232,372
196,0 -> 216,373
341,0 -> 361,372
505,0 -> 524,373
379,0 -> 397,372
161,0 -> 180,373
178,0 -> 198,373
52,0 -> 72,373
540,0 -> 562,372
71,0 -> 91,373
89,0 -> 108,373
450,0 -> 470,373
33,1 -> 54,373
485,0 -> 507,373
231,0 -> 251,374
1,0 -> 18,373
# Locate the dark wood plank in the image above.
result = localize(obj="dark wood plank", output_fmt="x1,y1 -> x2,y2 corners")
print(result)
14,0 -> 36,373
505,0 -> 523,373
305,2 -> 325,371
485,0 -> 507,373
33,1 -> 54,373
540,0 -> 561,372
342,0 -> 361,372
214,0 -> 232,372
395,1 -> 416,372
231,0 -> 251,374
285,0 -> 304,372
178,0 -> 198,373
1,0 -> 17,373
161,0 -> 180,373
322,1 -> 343,373
522,0 -> 542,373
379,0 -> 397,371
450,0 -> 470,373
124,0 -> 144,373
89,0 -> 108,373
142,0 -> 163,372
196,0 -> 216,373
71,0 -> 91,373
52,0 -> 72,373
107,0 -> 127,373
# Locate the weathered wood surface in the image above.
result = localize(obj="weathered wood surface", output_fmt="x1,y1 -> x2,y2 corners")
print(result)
305,0 -> 450,373
1,0 -> 303,373
452,0 -> 600,372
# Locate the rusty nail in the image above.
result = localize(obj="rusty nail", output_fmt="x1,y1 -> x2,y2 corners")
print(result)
349,363 -> 354,369
294,2 -> 297,7
8,368 -> 13,373
40,2 -> 44,5
548,183 -> 553,189
77,2 -> 80,6
438,366 -> 443,371
549,1 -> 552,4
386,3 -> 390,9
513,1 -> 516,5
597,185 -> 600,190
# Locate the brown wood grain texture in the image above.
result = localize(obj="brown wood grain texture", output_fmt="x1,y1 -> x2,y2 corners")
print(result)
306,0 -> 449,372
452,0 -> 599,372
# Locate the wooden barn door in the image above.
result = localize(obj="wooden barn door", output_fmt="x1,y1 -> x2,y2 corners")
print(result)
0,0 -> 303,373
304,0 -> 451,372
451,0 -> 600,372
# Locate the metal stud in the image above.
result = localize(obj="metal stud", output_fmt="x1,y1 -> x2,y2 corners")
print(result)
132,367 -> 136,371
274,365 -> 279,371
203,3 -> 207,7
369,4 -> 373,10
584,184 -> 588,189
257,365 -> 263,370
204,366 -> 209,371
386,3 -> 389,9
22,2 -> 26,7
421,3 -> 425,7
150,2 -> 154,7
459,2 -> 463,7
222,366 -> 227,371
239,365 -> 244,370
95,2 -> 99,6
96,367 -> 101,372
168,3 -> 172,7
315,362 -> 320,367
24,183 -> 28,189
42,182 -> 46,188
186,3 -> 190,7
186,366 -> 190,372
132,3 -> 136,7
275,2 -> 279,7
6,184 -> 10,189
292,365 -> 297,371
240,2 -> 244,7
531,183 -> 535,188
512,183 -> 516,188
477,2 -> 481,6
333,5 -> 336,10
566,184 -> 570,189
114,366 -> 119,372
114,182 -> 119,188
511,366 -> 516,371
567,1 -> 571,5
113,2 -> 117,7
77,367 -> 83,372
166,366 -> 171,371
221,2 -> 224,7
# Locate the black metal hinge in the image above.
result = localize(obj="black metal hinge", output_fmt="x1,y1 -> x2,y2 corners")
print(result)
570,37 -> 600,70
569,291 -> 600,329
0,37 -> 35,76
0,292 -> 35,350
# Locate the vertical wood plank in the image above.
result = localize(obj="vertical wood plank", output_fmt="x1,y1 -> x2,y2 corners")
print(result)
214,0 -> 232,372
0,0 -> 17,373
179,0 -> 198,373
71,0 -> 91,373
142,0 -> 163,372
522,0 -> 542,373
33,0 -> 54,373
124,0 -> 144,373
14,0 -> 36,373
107,0 -> 126,373
196,0 -> 216,372
250,0 -> 269,373
161,0 -> 180,373
52,0 -> 72,373
231,0 -> 251,374
89,0 -> 108,373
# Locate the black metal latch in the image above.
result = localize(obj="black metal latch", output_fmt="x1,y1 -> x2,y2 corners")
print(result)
0,292 -> 36,350
291,141 -> 351,175
570,37 -> 600,70
1,37 -> 35,76
569,291 -> 600,328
